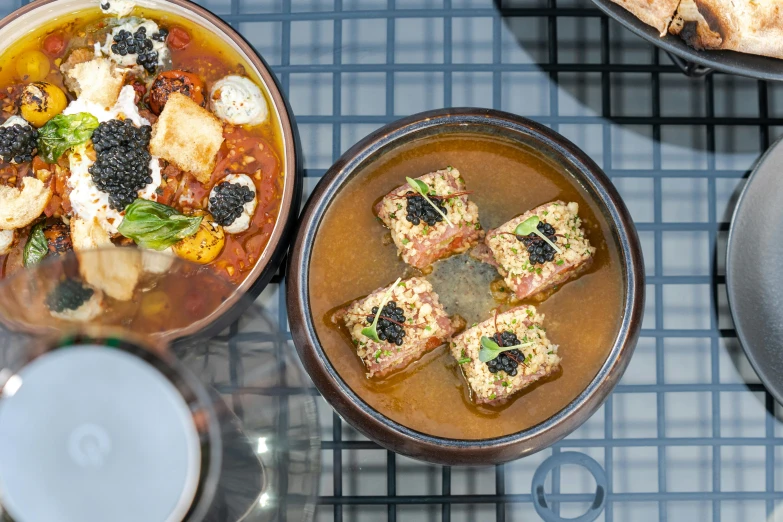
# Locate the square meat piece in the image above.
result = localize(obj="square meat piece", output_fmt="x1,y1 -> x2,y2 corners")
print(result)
450,305 -> 560,405
375,167 -> 483,269
479,201 -> 595,300
335,277 -> 455,378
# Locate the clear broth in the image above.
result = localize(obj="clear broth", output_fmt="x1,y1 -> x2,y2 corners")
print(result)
309,134 -> 625,440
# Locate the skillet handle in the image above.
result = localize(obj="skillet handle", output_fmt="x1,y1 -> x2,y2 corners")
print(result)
667,51 -> 713,78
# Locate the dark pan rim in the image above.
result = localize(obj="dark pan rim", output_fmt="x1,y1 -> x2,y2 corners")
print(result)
287,107 -> 645,461
591,0 -> 783,81
725,136 -> 783,405
0,0 -> 303,339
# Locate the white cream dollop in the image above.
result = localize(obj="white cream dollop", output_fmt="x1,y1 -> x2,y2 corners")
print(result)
210,76 -> 268,126
1,115 -> 28,128
101,18 -> 170,71
65,85 -> 162,235
0,229 -> 14,255
100,0 -> 135,17
63,84 -> 149,126
142,246 -> 175,275
209,173 -> 258,234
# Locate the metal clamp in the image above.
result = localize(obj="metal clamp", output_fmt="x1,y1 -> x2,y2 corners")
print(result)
667,51 -> 713,78
531,452 -> 608,522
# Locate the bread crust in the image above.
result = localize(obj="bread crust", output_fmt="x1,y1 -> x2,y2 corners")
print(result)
610,0 -> 681,36
670,0 -> 783,59
0,177 -> 52,230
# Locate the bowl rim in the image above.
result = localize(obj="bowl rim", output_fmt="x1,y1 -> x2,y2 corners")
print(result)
286,107 -> 645,465
0,0 -> 302,338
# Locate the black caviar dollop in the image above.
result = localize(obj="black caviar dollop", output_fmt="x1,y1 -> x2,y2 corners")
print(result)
366,301 -> 406,346
486,331 -> 523,377
517,221 -> 557,265
89,119 -> 152,211
111,26 -> 162,74
209,181 -> 255,227
0,123 -> 38,164
46,279 -> 94,313
405,191 -> 448,227
151,27 -> 169,42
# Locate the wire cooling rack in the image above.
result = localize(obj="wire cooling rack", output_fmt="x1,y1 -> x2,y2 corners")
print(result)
5,0 -> 783,519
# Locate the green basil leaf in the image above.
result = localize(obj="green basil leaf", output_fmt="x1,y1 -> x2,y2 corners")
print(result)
406,176 -> 429,196
37,112 -> 100,163
513,215 -> 540,237
118,199 -> 203,251
23,221 -> 48,267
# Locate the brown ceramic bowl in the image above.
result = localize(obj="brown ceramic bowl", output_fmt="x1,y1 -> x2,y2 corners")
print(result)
287,108 -> 644,465
0,0 -> 301,334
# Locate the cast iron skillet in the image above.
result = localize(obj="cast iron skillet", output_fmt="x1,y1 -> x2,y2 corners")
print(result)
592,0 -> 783,80
726,137 -> 783,404
287,107 -> 645,466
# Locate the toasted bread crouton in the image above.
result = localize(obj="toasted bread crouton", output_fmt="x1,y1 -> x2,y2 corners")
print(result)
149,92 -> 224,184
62,57 -> 125,108
59,48 -> 95,92
70,217 -> 140,301
0,177 -> 52,230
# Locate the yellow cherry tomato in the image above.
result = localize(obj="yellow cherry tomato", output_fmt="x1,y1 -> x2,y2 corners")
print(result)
141,291 -> 171,318
172,212 -> 225,264
20,81 -> 67,127
15,50 -> 50,82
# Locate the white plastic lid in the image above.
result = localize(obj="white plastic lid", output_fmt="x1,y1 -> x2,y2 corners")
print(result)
0,345 -> 201,522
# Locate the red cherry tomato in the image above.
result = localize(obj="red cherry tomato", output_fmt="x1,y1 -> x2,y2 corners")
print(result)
42,33 -> 65,57
167,26 -> 191,50
148,70 -> 205,114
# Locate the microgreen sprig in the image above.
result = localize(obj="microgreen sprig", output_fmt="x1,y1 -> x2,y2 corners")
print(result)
514,215 -> 562,254
406,176 -> 454,227
478,335 -> 533,363
361,277 -> 403,342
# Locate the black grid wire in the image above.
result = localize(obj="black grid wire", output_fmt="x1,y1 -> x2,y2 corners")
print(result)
240,1 -> 783,521
4,0 -> 783,520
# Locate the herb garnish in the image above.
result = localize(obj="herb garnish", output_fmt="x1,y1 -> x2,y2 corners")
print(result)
37,112 -> 99,163
406,176 -> 454,227
514,215 -> 562,254
118,199 -> 203,250
23,221 -> 48,267
478,335 -> 533,363
361,277 -> 402,342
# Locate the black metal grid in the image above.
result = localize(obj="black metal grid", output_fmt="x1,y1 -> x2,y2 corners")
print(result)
1,0 -> 781,520
240,0 -> 783,521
